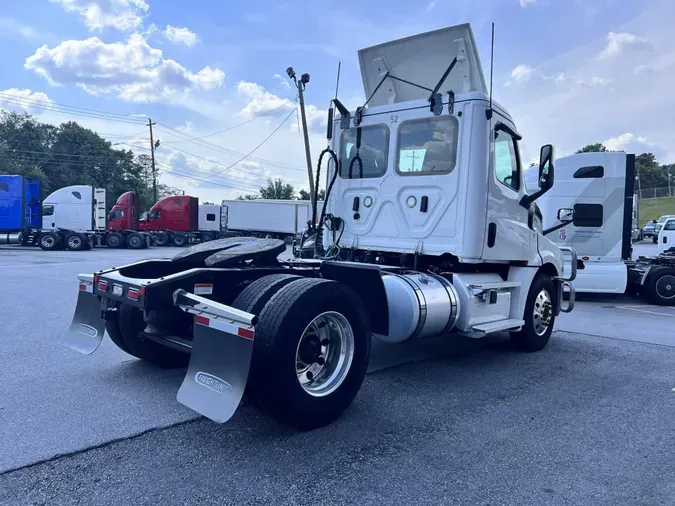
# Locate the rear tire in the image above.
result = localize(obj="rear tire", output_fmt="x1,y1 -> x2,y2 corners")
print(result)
247,278 -> 371,430
65,233 -> 87,251
127,233 -> 144,250
117,304 -> 189,368
510,274 -> 556,352
106,232 -> 125,249
38,232 -> 61,251
200,232 -> 214,242
154,232 -> 168,246
173,233 -> 188,247
644,266 -> 675,306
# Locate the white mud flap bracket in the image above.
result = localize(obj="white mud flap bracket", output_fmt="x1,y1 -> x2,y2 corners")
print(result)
62,273 -> 107,355
173,289 -> 258,423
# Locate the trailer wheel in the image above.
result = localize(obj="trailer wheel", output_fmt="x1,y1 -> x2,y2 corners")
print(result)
38,232 -> 61,251
106,232 -> 125,248
117,304 -> 189,368
65,233 -> 87,251
510,275 -> 556,352
173,233 -> 188,247
248,278 -> 371,430
154,232 -> 168,246
644,266 -> 675,306
127,233 -> 144,250
200,232 -> 214,242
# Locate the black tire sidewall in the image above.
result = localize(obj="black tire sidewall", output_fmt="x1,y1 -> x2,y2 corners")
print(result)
107,233 -> 122,248
512,274 -> 556,351
173,234 -> 186,246
128,234 -> 142,248
252,280 -> 371,429
155,233 -> 167,246
646,267 -> 675,306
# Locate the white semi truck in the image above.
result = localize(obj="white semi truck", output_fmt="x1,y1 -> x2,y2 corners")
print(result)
527,151 -> 675,305
63,23 -> 577,431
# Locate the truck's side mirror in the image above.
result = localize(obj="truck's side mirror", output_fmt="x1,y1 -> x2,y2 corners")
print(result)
538,144 -> 555,190
557,208 -> 574,222
520,143 -> 556,209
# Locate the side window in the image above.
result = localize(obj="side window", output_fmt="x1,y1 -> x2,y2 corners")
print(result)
43,205 -> 54,216
147,210 -> 160,219
494,128 -> 520,191
206,213 -> 216,221
573,203 -> 603,227
664,220 -> 675,231
573,166 -> 604,178
339,125 -> 389,179
109,210 -> 124,220
71,191 -> 82,199
396,116 -> 459,175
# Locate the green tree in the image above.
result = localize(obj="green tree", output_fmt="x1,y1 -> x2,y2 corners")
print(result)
635,153 -> 668,190
575,143 -> 608,154
298,189 -> 326,201
238,177 -> 296,200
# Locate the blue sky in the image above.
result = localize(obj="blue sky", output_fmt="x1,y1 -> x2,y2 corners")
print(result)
0,0 -> 672,201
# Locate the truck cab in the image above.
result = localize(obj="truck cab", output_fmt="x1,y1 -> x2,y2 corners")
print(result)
107,191 -> 140,232
139,195 -> 198,233
324,24 -> 565,271
658,217 -> 675,254
42,185 -> 106,232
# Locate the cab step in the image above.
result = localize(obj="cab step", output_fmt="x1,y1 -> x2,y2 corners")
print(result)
471,318 -> 525,335
468,281 -> 521,291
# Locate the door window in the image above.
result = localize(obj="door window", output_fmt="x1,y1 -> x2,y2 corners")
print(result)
396,116 -> 459,176
494,129 -> 521,191
43,205 -> 54,216
664,220 -> 675,231
109,209 -> 124,219
339,124 -> 389,179
206,213 -> 216,221
573,203 -> 603,227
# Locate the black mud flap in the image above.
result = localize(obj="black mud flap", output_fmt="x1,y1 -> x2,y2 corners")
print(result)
173,289 -> 258,423
62,274 -> 106,355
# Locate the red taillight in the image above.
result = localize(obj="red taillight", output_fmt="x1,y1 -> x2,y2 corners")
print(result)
127,288 -> 140,301
98,280 -> 109,292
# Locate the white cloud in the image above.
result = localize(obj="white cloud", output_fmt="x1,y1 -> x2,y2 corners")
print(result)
0,88 -> 55,111
520,0 -> 537,6
237,81 -> 296,117
273,73 -> 291,89
598,32 -> 652,59
426,0 -> 438,11
498,1 -> 675,165
25,34 -> 225,103
603,133 -> 653,152
49,0 -> 149,32
163,25 -> 198,47
505,64 -> 535,86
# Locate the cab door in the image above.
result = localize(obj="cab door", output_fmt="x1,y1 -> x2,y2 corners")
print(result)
481,119 -> 534,262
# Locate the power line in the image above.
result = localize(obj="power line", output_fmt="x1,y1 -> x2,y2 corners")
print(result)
0,92 -> 147,125
182,108 -> 297,184
163,98 -> 298,144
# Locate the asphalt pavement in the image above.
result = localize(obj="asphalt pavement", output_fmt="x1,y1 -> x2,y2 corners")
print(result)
0,241 -> 673,505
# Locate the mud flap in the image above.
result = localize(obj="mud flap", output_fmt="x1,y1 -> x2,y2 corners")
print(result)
173,289 -> 258,423
62,274 -> 107,355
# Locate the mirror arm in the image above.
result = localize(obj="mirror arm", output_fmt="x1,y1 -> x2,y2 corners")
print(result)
543,219 -> 573,236
520,187 -> 549,208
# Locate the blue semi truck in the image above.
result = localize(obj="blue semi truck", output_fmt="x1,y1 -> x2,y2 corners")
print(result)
0,174 -> 42,246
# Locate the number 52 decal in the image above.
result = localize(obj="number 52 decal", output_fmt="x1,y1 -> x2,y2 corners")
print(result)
390,115 -> 398,123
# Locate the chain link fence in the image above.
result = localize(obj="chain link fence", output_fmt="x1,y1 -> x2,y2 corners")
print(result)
637,187 -> 675,199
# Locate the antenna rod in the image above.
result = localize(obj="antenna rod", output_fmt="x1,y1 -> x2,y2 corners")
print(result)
487,22 -> 495,120
334,62 -> 341,100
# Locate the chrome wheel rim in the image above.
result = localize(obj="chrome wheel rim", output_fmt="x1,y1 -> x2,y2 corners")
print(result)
655,275 -> 675,300
533,289 -> 553,336
68,236 -> 81,248
42,236 -> 55,248
296,311 -> 354,397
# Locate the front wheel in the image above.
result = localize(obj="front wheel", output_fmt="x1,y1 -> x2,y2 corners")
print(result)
247,278 -> 371,430
510,274 -> 556,352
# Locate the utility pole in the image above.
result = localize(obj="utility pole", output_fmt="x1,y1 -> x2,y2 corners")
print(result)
406,151 -> 421,171
287,67 -> 315,207
148,118 -> 158,202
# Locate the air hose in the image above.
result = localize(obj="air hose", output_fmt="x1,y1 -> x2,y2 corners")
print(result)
313,147 -> 341,258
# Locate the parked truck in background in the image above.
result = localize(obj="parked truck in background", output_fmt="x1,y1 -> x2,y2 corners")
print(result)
527,151 -> 675,305
0,175 -> 41,246
221,199 -> 317,241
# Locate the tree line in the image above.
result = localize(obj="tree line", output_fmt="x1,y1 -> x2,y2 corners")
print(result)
0,111 -> 180,211
237,178 -> 326,201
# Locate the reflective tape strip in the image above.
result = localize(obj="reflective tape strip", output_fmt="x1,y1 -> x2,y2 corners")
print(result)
195,315 -> 255,341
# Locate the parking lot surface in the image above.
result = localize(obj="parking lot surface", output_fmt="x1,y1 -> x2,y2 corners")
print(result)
0,242 -> 673,505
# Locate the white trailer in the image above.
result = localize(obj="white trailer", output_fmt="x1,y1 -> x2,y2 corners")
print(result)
221,199 -> 317,239
64,23 -> 579,431
527,151 -> 675,305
